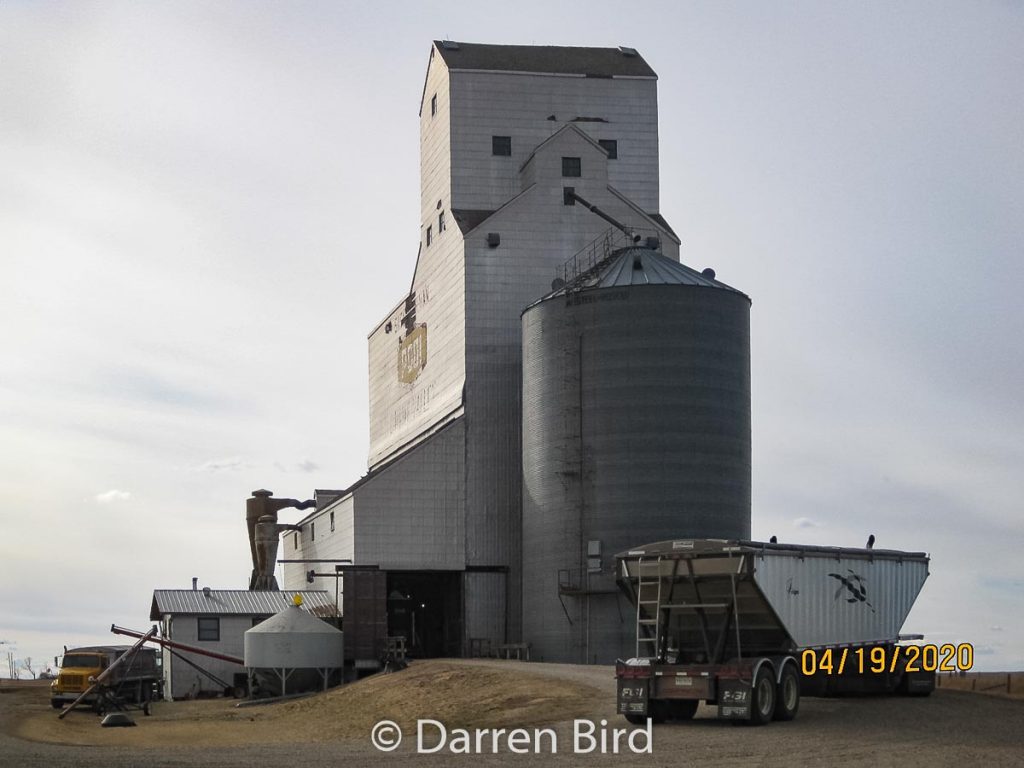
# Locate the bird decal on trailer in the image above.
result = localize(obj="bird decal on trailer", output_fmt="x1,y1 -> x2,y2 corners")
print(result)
828,570 -> 876,612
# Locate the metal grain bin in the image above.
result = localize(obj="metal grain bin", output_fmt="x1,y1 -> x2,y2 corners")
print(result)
244,600 -> 343,695
521,246 -> 752,664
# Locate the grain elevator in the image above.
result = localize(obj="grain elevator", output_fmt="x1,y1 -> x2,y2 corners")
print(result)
281,41 -> 750,665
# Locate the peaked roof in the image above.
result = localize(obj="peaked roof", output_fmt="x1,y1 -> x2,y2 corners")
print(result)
433,41 -> 657,78
150,590 -> 335,619
533,246 -> 749,306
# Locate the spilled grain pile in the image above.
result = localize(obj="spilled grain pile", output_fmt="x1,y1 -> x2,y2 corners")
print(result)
11,660 -> 605,748
261,660 -> 605,741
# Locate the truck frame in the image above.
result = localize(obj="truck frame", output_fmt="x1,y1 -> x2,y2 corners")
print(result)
615,539 -> 934,725
51,644 -> 160,713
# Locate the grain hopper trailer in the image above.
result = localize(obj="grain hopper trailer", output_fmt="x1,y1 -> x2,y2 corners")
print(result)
615,539 -> 934,725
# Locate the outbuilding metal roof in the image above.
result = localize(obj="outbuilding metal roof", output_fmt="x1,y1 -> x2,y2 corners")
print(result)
150,590 -> 335,620
433,41 -> 657,78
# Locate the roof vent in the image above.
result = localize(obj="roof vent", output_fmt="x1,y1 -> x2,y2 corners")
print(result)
633,254 -> 643,271
701,267 -> 716,280
441,40 -> 460,50
618,46 -> 638,57
202,586 -> 211,598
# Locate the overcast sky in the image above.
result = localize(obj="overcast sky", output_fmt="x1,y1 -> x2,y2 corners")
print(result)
1,1 -> 1021,675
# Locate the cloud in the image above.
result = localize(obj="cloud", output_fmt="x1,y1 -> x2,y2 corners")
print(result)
95,489 -> 131,503
195,457 -> 250,472
793,517 -> 821,529
274,459 -> 320,473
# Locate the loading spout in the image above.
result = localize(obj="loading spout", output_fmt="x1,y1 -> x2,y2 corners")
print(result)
567,191 -> 640,242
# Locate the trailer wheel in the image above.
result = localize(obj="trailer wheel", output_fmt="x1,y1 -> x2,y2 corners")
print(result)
750,667 -> 776,726
647,699 -> 669,724
668,700 -> 699,721
624,714 -> 647,725
773,665 -> 800,721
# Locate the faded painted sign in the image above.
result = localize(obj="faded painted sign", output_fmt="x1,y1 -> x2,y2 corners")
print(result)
398,325 -> 428,383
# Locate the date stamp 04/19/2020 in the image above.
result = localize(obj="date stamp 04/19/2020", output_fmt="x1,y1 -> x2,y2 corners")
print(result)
801,643 -> 975,676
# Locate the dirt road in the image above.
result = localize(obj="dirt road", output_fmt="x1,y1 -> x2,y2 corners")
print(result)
3,660 -> 1022,767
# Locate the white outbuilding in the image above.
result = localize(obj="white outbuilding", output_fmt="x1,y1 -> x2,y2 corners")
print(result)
150,588 -> 335,700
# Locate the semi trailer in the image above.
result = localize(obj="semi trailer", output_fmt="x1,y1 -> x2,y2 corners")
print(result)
615,539 -> 936,725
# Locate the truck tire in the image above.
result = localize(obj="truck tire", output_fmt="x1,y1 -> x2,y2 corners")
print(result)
750,666 -> 776,726
773,665 -> 800,721
668,699 -> 699,721
624,713 -> 647,725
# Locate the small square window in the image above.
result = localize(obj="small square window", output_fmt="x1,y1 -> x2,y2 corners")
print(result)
562,157 -> 581,177
426,225 -> 433,247
492,136 -> 511,156
197,617 -> 219,642
330,511 -> 335,532
598,139 -> 618,159
438,211 -> 446,232
431,94 -> 437,117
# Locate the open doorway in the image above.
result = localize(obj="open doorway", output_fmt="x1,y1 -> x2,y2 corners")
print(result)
387,571 -> 462,657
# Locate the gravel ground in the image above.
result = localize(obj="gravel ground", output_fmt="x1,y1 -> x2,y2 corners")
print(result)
3,660 -> 1023,768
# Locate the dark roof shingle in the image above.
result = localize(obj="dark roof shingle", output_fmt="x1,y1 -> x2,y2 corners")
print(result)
434,41 -> 656,78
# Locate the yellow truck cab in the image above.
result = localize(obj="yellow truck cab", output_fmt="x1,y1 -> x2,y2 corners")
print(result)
51,645 -> 159,710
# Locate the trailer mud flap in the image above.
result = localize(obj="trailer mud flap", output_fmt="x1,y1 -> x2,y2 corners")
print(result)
717,679 -> 752,720
617,678 -> 650,717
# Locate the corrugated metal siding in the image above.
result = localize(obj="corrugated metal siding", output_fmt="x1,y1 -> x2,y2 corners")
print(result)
464,134 -> 680,648
450,71 -> 660,213
355,419 -> 466,570
151,590 -> 334,618
281,494 -> 355,597
521,282 -> 751,664
755,551 -> 929,648
463,571 -> 506,650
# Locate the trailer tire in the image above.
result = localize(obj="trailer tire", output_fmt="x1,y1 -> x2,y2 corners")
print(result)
648,699 -> 669,724
773,665 -> 800,721
624,714 -> 647,725
668,699 -> 699,721
750,666 -> 776,726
